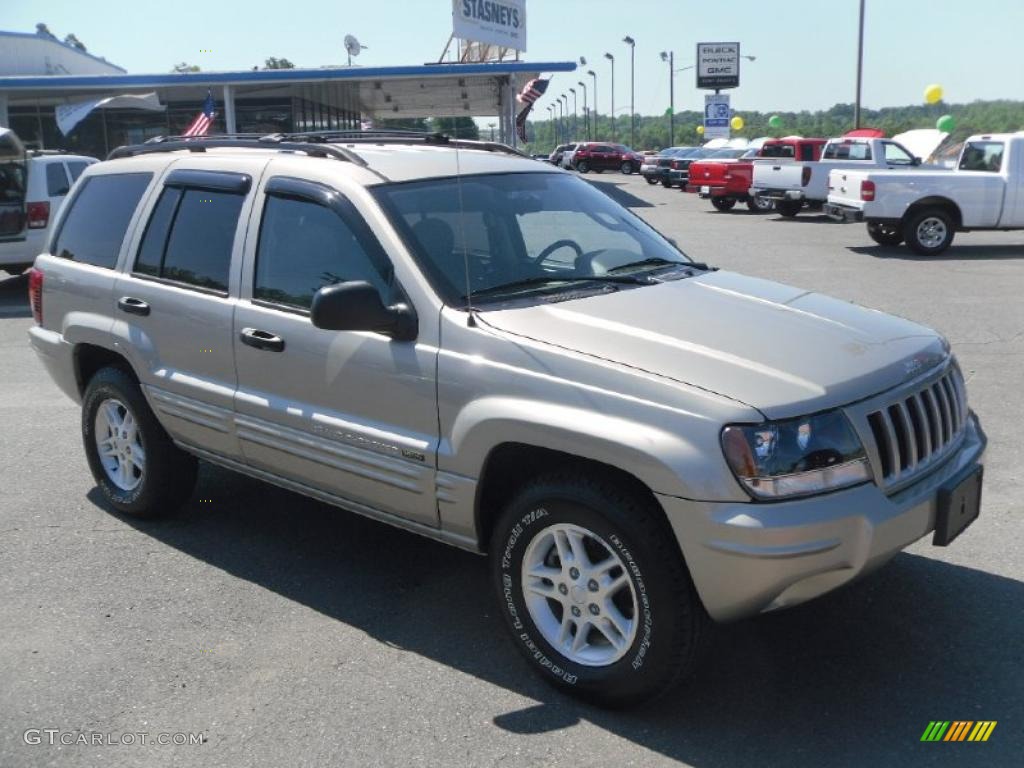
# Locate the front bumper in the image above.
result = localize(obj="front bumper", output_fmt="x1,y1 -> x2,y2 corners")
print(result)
825,202 -> 864,222
658,413 -> 986,622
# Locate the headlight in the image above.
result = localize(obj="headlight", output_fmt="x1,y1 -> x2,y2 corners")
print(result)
721,410 -> 872,500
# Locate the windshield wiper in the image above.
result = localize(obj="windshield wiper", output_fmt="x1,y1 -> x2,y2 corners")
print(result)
607,258 -> 714,274
463,274 -> 652,301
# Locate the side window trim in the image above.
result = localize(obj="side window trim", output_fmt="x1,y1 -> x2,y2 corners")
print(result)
251,175 -> 397,314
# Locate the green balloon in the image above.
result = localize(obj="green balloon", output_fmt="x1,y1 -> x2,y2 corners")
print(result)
936,114 -> 955,132
768,114 -> 783,129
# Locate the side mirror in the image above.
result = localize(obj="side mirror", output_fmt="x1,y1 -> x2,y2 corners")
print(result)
911,156 -> 923,166
310,281 -> 417,341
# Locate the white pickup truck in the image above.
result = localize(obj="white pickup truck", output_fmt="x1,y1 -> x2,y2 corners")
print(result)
826,133 -> 1024,255
750,136 -> 924,217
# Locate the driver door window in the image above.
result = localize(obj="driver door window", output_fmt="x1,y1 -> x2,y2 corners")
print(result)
254,195 -> 391,310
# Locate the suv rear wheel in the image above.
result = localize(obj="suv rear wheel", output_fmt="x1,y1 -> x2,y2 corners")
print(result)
490,472 -> 706,707
82,366 -> 197,517
903,208 -> 955,255
576,160 -> 590,173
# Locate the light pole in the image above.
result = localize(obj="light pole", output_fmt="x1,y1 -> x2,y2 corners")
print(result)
547,105 -> 554,145
623,36 -> 635,147
660,50 -> 674,146
587,69 -> 598,139
560,94 -> 568,143
604,52 -> 615,142
577,80 -> 588,140
569,87 -> 578,141
855,0 -> 865,129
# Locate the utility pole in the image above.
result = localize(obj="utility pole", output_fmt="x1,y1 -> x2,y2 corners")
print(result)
604,52 -> 615,142
577,80 -> 588,140
855,0 -> 865,129
623,36 -> 635,147
661,50 -> 674,146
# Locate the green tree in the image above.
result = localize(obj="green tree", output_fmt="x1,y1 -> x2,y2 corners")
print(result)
263,57 -> 295,70
430,117 -> 480,140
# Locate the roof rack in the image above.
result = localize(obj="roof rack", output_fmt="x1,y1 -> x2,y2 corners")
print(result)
106,134 -> 368,166
106,130 -> 526,163
282,130 -> 528,158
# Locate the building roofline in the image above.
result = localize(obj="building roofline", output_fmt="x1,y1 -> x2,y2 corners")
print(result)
0,60 -> 575,91
0,29 -> 127,74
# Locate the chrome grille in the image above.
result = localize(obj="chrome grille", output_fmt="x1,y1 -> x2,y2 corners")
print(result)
866,365 -> 967,487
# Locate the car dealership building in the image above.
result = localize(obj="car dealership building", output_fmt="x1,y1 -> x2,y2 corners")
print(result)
0,28 -> 572,159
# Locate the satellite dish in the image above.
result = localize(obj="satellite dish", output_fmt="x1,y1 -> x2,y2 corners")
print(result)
344,34 -> 367,65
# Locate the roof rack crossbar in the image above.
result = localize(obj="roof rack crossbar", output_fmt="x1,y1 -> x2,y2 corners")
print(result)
281,131 -> 527,157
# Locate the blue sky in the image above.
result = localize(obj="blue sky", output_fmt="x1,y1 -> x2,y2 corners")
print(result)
5,0 -> 1023,116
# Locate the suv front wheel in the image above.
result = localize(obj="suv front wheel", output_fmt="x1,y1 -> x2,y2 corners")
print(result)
490,472 -> 706,707
82,366 -> 197,517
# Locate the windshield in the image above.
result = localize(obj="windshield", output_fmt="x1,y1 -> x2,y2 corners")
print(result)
374,172 -> 691,308
708,148 -> 747,159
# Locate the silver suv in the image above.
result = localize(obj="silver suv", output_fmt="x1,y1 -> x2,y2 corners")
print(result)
28,132 -> 985,707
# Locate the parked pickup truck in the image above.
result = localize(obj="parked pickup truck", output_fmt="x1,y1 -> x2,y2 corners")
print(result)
750,135 -> 924,217
826,133 -> 1024,254
686,138 -> 826,213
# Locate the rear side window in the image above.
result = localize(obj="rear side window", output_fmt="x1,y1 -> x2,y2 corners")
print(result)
254,194 -> 391,310
760,144 -> 795,158
54,173 -> 152,268
959,141 -> 1004,172
46,163 -> 70,196
134,187 -> 244,293
67,161 -> 90,181
799,144 -> 817,161
824,142 -> 872,160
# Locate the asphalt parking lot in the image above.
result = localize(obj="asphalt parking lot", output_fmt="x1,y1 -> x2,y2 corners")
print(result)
1,173 -> 1021,768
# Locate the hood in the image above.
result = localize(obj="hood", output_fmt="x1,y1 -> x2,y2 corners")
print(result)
481,270 -> 947,419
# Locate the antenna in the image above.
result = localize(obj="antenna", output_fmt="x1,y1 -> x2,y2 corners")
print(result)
344,34 -> 367,66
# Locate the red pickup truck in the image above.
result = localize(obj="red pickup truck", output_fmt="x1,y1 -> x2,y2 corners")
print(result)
686,138 -> 827,212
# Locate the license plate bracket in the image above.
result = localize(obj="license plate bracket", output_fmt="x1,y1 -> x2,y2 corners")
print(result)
933,465 -> 983,546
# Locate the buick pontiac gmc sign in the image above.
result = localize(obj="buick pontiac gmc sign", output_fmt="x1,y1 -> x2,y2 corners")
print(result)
697,42 -> 740,89
453,0 -> 527,51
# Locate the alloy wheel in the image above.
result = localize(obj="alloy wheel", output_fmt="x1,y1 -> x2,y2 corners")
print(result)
94,398 -> 145,491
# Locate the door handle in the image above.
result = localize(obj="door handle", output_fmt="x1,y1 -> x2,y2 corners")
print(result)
117,296 -> 150,316
239,327 -> 285,352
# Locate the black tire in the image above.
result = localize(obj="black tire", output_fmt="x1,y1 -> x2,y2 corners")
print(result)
711,197 -> 737,212
81,366 -> 197,517
645,177 -> 658,185
620,161 -> 634,175
747,196 -> 774,213
2,263 -> 32,276
661,178 -> 673,188
902,207 -> 955,255
576,161 -> 589,173
866,221 -> 904,247
490,471 -> 706,707
776,200 -> 802,218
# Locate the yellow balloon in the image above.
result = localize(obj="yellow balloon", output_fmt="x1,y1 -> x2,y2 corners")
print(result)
924,83 -> 943,104
730,116 -> 744,131
696,125 -> 705,135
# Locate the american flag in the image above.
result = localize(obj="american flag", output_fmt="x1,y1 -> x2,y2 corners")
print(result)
183,91 -> 216,137
516,77 -> 549,106
515,78 -> 550,142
